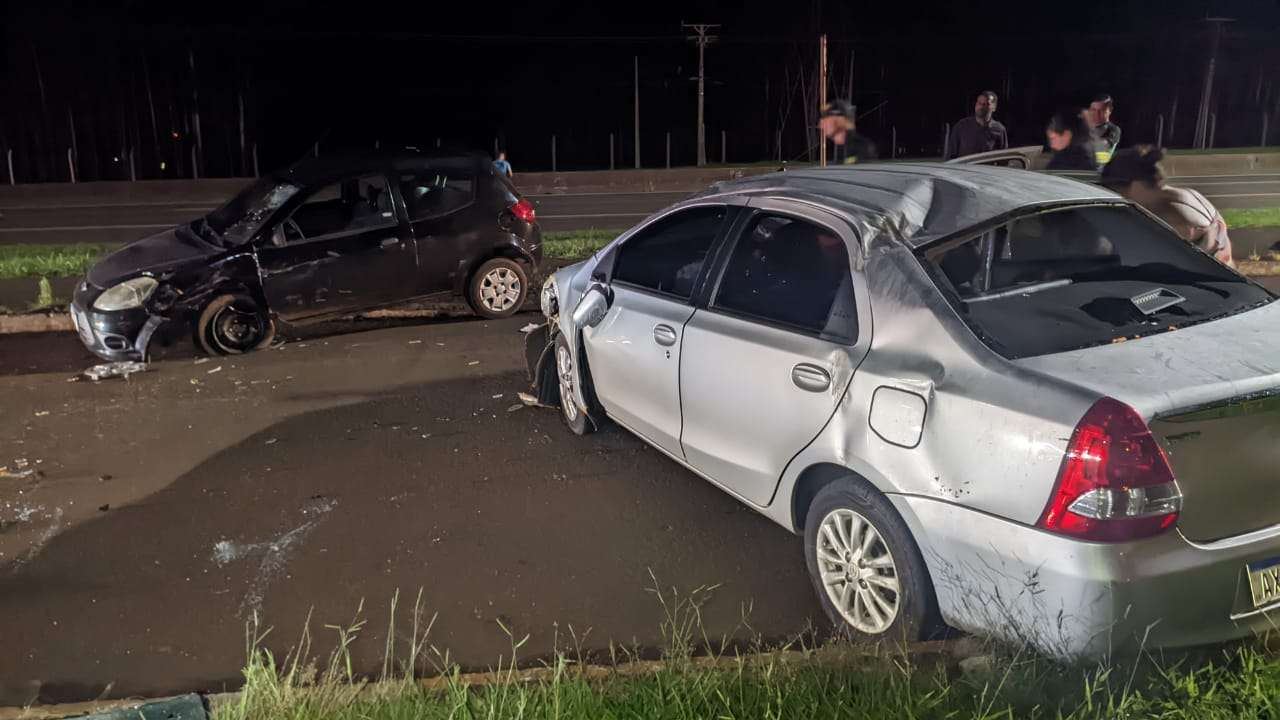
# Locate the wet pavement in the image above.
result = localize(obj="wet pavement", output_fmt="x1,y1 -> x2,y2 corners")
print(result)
0,316 -> 821,706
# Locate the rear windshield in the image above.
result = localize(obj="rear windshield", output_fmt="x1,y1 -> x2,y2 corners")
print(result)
920,204 -> 1274,359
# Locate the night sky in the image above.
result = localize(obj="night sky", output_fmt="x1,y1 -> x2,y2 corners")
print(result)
4,0 -> 1279,181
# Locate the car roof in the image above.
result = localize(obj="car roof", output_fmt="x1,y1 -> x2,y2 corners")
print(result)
698,162 -> 1119,249
278,150 -> 489,185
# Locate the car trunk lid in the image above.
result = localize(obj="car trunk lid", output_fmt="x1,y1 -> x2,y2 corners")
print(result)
1016,299 -> 1280,542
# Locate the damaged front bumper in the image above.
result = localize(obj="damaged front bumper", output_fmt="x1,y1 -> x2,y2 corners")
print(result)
523,321 -> 560,407
70,282 -> 170,362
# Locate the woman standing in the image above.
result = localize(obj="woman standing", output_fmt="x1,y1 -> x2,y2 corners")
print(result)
1101,146 -> 1235,268
1043,109 -> 1097,172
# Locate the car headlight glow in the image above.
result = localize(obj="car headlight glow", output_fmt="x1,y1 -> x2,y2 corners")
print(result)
540,278 -> 559,318
93,277 -> 159,311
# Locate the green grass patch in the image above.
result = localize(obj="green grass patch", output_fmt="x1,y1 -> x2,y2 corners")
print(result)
1223,208 -> 1280,230
0,243 -> 118,280
542,229 -> 620,260
213,584 -> 1280,720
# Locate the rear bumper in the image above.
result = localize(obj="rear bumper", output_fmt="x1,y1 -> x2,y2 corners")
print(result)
895,495 -> 1280,658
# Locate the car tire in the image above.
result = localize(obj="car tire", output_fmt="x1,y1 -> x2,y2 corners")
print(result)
196,293 -> 275,356
803,480 -> 942,644
469,258 -> 528,319
553,333 -> 598,435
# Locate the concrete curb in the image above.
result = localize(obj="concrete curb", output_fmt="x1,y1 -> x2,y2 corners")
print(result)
0,638 -> 985,719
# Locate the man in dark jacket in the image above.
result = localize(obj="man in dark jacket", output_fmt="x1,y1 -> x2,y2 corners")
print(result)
819,100 -> 878,165
944,91 -> 1009,160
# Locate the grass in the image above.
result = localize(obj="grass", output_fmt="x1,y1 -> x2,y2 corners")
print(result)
0,230 -> 614,282
213,580 -> 1280,720
1223,208 -> 1280,230
0,243 -> 118,280
542,229 -> 619,260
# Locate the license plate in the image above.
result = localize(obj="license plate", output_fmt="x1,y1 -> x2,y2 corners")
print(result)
1247,558 -> 1280,609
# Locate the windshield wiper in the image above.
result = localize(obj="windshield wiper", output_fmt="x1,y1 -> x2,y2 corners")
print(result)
965,279 -> 1073,303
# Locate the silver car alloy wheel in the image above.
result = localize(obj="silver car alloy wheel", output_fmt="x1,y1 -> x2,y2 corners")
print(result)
816,508 -> 901,634
479,267 -> 522,313
556,343 -> 579,423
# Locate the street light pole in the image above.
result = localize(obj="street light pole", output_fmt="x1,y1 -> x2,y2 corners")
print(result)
1194,18 -> 1233,150
683,23 -> 719,167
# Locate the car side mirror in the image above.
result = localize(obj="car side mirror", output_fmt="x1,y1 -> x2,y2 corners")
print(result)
572,284 -> 610,328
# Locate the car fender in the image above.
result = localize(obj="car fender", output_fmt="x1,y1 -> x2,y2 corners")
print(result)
452,237 -> 538,296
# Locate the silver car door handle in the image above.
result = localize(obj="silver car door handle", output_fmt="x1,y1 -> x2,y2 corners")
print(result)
653,324 -> 678,347
792,363 -> 832,393
380,237 -> 399,248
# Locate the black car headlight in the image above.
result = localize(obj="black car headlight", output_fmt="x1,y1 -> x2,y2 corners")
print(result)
93,277 -> 158,311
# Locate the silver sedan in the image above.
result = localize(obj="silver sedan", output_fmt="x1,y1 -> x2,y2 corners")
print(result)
524,164 -> 1280,657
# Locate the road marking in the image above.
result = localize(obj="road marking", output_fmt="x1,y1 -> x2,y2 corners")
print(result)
0,223 -> 173,232
0,200 -> 220,211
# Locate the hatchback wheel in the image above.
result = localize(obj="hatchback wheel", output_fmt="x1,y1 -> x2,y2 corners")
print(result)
197,293 -> 275,356
804,481 -> 941,642
469,258 -> 528,319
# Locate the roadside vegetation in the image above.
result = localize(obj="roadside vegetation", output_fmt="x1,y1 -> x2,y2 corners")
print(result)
216,585 -> 1280,720
541,229 -> 619,260
1223,208 -> 1280,231
0,243 -> 118,281
0,231 -> 621,283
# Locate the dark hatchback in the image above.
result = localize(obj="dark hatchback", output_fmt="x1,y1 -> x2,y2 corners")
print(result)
72,151 -> 541,360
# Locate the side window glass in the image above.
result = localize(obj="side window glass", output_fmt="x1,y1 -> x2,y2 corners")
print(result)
713,214 -> 857,343
400,169 -> 475,221
284,174 -> 393,243
612,206 -> 726,300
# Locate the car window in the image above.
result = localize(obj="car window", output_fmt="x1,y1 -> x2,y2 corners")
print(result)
282,174 -> 394,243
611,206 -> 726,300
924,204 -> 1274,359
399,169 -> 475,221
712,214 -> 857,343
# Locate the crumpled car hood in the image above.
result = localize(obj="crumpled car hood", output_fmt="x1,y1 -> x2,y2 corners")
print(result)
87,225 -> 224,289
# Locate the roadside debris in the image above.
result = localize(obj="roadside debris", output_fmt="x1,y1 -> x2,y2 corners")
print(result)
207,366 -> 223,375
33,411 -> 50,417
467,360 -> 481,366
83,361 -> 149,382
408,340 -> 423,345
507,404 -> 524,412
517,392 -> 542,407
264,438 -> 278,445
491,393 -> 504,399
519,323 -> 541,334
194,357 -> 210,365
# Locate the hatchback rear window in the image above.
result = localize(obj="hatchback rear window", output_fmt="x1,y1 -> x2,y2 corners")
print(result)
921,204 -> 1274,359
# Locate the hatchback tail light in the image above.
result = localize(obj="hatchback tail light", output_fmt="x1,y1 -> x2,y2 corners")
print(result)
510,198 -> 536,223
1037,397 -> 1181,542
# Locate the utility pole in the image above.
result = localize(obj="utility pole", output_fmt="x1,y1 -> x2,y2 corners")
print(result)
1194,18 -> 1233,149
683,22 -> 719,167
634,56 -> 641,169
819,34 -> 828,167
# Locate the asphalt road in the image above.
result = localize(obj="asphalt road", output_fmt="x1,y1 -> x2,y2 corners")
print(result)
1,172 -> 1277,245
0,316 -> 822,706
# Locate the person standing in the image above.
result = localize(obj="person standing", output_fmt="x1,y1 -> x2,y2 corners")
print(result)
944,91 -> 1009,160
1101,146 -> 1234,267
493,151 -> 513,179
1044,109 -> 1097,172
819,100 -> 878,165
1087,94 -> 1122,166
